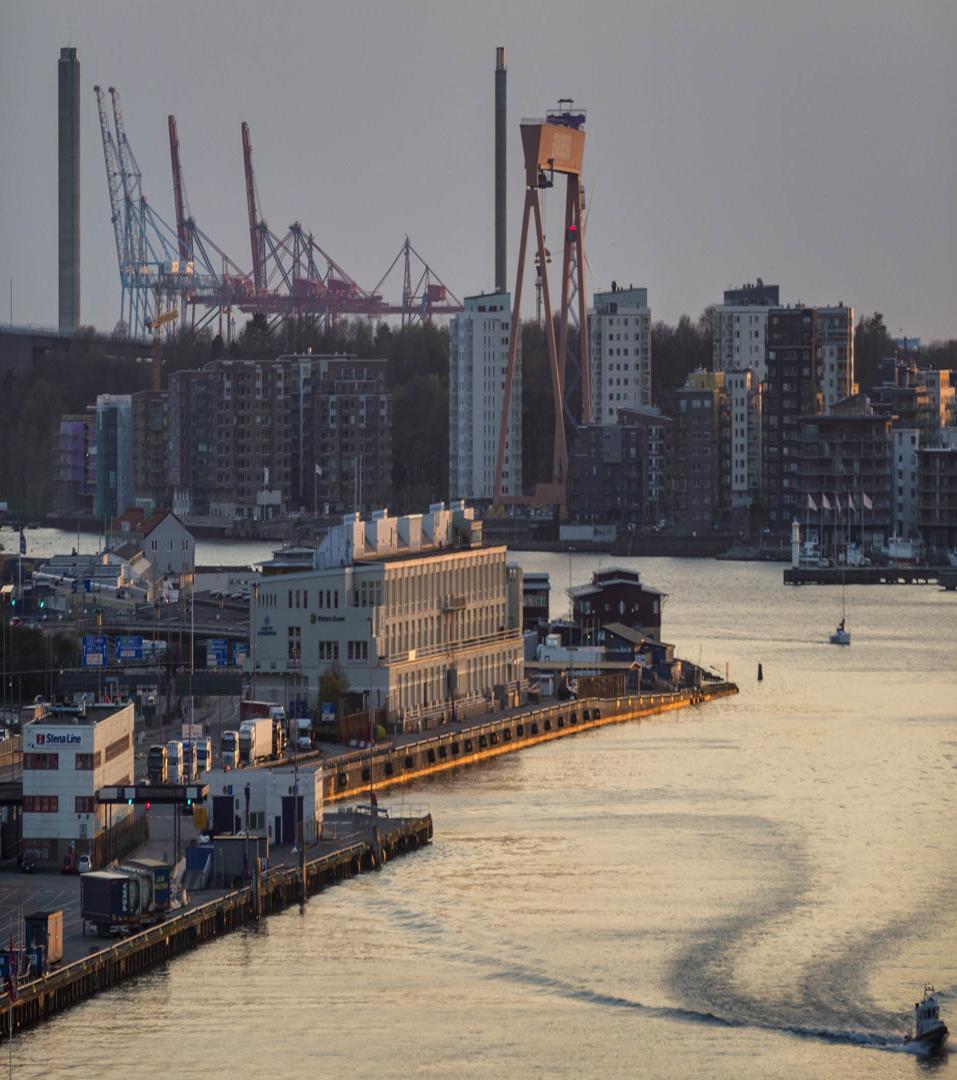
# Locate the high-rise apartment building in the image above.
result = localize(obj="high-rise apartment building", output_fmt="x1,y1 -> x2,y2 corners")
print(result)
816,304 -> 855,408
724,370 -> 762,512
449,292 -> 521,501
712,280 -> 779,380
587,286 -> 651,423
55,411 -> 96,517
131,390 -> 170,513
94,394 -> 133,521
169,368 -> 213,517
892,428 -> 921,539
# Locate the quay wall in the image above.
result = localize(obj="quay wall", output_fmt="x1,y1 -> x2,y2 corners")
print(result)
0,815 -> 432,1041
322,685 -> 739,804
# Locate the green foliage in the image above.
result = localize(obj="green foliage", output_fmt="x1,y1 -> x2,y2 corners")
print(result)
651,310 -> 713,398
318,661 -> 350,715
3,626 -> 79,702
853,312 -> 896,392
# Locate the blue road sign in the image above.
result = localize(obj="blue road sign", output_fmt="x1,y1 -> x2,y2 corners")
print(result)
82,635 -> 108,668
114,635 -> 144,661
206,639 -> 229,668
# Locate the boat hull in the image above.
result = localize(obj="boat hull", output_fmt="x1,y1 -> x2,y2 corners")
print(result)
909,1023 -> 948,1052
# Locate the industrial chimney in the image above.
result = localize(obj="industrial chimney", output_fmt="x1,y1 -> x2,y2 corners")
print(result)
494,46 -> 507,294
58,46 -> 80,333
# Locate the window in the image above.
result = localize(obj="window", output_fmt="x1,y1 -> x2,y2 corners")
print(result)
347,640 -> 369,662
288,626 -> 301,661
24,752 -> 59,770
24,796 -> 58,813
75,796 -> 95,814
75,752 -> 101,770
319,641 -> 339,662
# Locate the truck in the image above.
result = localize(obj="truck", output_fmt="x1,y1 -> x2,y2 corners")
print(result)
289,717 -> 313,751
166,740 -> 183,784
80,870 -> 144,937
239,699 -> 273,723
121,858 -> 171,914
238,717 -> 273,766
147,744 -> 168,784
271,717 -> 286,759
221,730 -> 239,770
180,740 -> 198,782
193,736 -> 213,775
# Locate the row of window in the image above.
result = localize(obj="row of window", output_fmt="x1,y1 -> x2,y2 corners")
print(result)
24,751 -> 103,771
104,734 -> 130,764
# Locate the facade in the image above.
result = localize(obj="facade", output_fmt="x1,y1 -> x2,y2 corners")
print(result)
587,286 -> 652,423
169,355 -> 391,519
763,308 -> 822,530
617,407 -> 671,527
892,428 -> 921,539
816,305 -> 856,409
55,412 -> 96,516
724,370 -> 762,512
661,371 -> 730,534
107,508 -> 195,590
870,362 -> 938,444
22,703 -> 136,870
567,424 -> 643,527
923,370 -> 955,433
131,389 -> 170,513
792,401 -> 894,549
712,280 -> 779,380
94,394 -> 133,521
521,572 -> 550,633
250,502 -> 524,725
204,765 -> 322,846
568,567 -> 664,641
918,446 -> 957,549
449,292 -> 521,501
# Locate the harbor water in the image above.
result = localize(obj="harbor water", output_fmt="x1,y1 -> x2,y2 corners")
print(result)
4,533 -> 957,1077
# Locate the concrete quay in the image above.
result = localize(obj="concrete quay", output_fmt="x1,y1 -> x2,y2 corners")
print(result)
784,565 -> 957,587
0,811 -> 432,1041
312,684 -> 739,804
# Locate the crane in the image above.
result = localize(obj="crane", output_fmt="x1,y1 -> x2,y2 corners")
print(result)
94,85 -> 128,320
168,115 -> 190,262
145,307 -> 178,391
241,121 -> 263,292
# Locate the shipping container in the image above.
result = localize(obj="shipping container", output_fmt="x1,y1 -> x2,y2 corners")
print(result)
23,909 -> 63,965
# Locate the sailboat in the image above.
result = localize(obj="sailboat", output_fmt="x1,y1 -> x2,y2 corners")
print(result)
829,574 -> 850,645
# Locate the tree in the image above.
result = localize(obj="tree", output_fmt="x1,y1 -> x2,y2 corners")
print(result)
318,661 -> 350,716
854,312 -> 895,392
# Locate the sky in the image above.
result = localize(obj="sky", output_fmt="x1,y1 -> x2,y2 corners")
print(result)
1,0 -> 955,342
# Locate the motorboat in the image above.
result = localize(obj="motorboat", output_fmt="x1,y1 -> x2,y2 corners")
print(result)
882,536 -> 924,565
907,985 -> 948,1051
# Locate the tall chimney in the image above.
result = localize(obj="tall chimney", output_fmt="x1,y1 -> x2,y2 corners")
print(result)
494,46 -> 507,294
58,46 -> 80,333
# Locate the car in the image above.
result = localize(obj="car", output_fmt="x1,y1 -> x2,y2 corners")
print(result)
78,853 -> 92,873
20,849 -> 39,873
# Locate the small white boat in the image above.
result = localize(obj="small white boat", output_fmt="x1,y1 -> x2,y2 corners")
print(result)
907,985 -> 948,1051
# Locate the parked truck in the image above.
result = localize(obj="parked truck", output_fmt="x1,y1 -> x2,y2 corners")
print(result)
80,870 -> 144,937
239,700 -> 273,723
288,717 -> 313,751
147,744 -> 168,784
238,717 -> 273,766
166,740 -> 183,784
221,730 -> 239,770
180,740 -> 198,782
193,736 -> 213,775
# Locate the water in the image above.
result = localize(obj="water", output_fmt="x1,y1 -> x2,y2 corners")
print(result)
6,539 -> 957,1077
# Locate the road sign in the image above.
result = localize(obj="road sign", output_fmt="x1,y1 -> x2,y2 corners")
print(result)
321,702 -> 335,720
114,635 -> 144,661
233,641 -> 249,666
82,635 -> 108,668
206,639 -> 230,668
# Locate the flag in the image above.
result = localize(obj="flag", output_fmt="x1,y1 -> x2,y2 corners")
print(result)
315,464 -> 322,478
821,494 -> 831,511
862,493 -> 873,510
19,529 -> 26,556
847,494 -> 855,512
834,495 -> 842,515
807,494 -> 818,511
7,931 -> 16,1003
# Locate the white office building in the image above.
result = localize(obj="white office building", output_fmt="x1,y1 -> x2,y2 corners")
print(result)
449,292 -> 521,501
22,702 -> 136,870
725,369 -> 762,510
587,286 -> 652,423
817,304 -> 856,409
711,280 -> 780,381
250,502 -> 524,726
893,428 -> 920,538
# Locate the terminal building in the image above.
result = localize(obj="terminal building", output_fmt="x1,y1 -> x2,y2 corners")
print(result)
250,502 -> 524,727
22,702 -> 139,871
203,765 -> 322,846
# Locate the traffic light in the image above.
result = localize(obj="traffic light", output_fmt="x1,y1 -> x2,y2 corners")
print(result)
39,599 -> 45,609
186,797 -> 193,807
145,801 -> 151,811
127,798 -> 134,806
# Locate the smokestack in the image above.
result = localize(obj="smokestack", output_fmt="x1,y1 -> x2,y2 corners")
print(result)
494,46 -> 507,294
58,46 -> 80,333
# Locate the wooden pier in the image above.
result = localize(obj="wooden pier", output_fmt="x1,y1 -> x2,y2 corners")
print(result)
784,565 -> 957,588
0,813 -> 432,1040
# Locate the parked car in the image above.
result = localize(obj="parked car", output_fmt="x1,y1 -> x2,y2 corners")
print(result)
78,853 -> 92,874
20,849 -> 39,873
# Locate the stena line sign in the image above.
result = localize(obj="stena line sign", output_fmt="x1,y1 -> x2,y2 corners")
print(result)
26,728 -> 90,751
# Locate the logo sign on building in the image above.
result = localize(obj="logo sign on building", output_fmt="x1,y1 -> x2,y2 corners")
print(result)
206,639 -> 230,668
233,642 -> 249,666
114,635 -> 144,662
82,635 -> 109,668
257,615 -> 277,637
321,702 -> 335,720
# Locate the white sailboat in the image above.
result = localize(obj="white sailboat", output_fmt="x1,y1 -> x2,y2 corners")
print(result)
829,575 -> 850,645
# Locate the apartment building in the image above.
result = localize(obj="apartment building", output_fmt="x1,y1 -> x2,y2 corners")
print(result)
712,280 -> 779,381
918,445 -> 957,549
94,394 -> 133,520
724,370 -> 762,513
893,428 -> 921,539
250,502 -> 524,725
131,389 -> 170,513
587,285 -> 652,423
449,292 -> 521,501
567,424 -> 644,528
55,411 -> 96,516
816,304 -> 856,409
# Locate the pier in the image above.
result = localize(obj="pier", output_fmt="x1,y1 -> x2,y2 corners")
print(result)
784,565 -> 957,587
0,811 -> 432,1040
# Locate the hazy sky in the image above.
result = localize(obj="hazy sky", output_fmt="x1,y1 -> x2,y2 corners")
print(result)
1,0 -> 955,341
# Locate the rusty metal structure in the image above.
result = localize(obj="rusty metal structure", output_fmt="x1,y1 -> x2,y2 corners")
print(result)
494,101 -> 590,508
